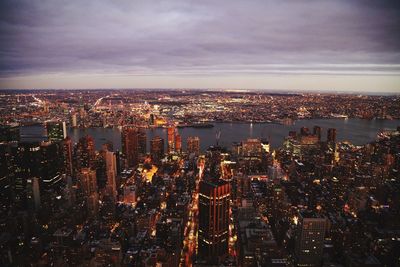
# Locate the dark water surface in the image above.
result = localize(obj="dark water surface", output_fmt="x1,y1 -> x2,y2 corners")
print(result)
65,119 -> 399,151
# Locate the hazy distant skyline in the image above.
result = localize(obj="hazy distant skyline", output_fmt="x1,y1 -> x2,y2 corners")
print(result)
1,0 -> 400,92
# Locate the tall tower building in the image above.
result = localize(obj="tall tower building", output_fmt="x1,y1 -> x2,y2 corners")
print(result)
175,133 -> 182,153
26,177 -> 41,211
105,150 -> 117,201
121,127 -> 145,167
138,130 -> 147,156
167,126 -> 175,153
0,143 -> 16,209
327,128 -> 337,143
76,135 -> 96,170
46,121 -> 67,142
313,126 -> 321,141
187,136 -> 200,155
39,141 -> 64,189
150,136 -> 164,162
295,211 -> 326,267
198,180 -> 230,264
78,168 -> 97,196
63,137 -> 73,176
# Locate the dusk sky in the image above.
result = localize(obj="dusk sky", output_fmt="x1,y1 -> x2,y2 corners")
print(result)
0,0 -> 399,92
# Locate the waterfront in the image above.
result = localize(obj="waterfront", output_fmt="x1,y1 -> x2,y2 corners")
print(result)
66,119 -> 400,151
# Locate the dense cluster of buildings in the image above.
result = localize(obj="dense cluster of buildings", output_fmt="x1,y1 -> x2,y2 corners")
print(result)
0,90 -> 399,129
0,89 -> 399,267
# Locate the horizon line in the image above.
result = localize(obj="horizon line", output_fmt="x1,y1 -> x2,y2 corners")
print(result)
0,87 -> 399,96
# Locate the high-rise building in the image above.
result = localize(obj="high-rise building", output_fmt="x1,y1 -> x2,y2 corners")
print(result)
13,143 -> 41,208
78,168 -> 97,196
149,114 -> 155,125
27,177 -> 41,211
138,130 -> 147,156
300,127 -> 310,136
175,133 -> 182,153
150,136 -> 164,162
327,128 -> 337,143
46,121 -> 66,142
198,179 -> 230,264
121,127 -> 145,167
115,150 -> 121,175
295,211 -> 326,267
63,137 -> 73,176
313,126 -> 321,141
167,126 -> 175,153
242,138 -> 263,158
105,150 -> 117,201
87,192 -> 99,217
76,135 -> 96,170
38,141 -> 64,189
0,143 -> 16,209
187,136 -> 200,155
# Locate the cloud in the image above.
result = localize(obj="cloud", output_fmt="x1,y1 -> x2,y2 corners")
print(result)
0,0 -> 399,90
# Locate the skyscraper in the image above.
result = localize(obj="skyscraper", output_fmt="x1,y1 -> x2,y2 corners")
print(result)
38,141 -> 64,189
76,135 -> 96,170
27,177 -> 41,211
46,121 -> 66,142
150,136 -> 164,162
63,137 -> 73,176
327,128 -> 337,143
241,138 -> 263,158
187,136 -> 200,155
313,126 -> 321,141
78,168 -> 97,196
198,179 -> 230,264
121,127 -> 145,167
295,211 -> 326,267
175,133 -> 182,153
167,126 -> 175,153
105,150 -> 117,201
138,130 -> 147,156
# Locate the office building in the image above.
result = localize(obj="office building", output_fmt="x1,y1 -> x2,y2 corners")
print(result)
76,135 -> 96,170
63,137 -> 73,176
198,179 -> 230,264
327,128 -> 337,143
175,133 -> 182,153
105,150 -> 117,201
27,177 -> 41,211
150,136 -> 164,162
46,121 -> 67,142
295,211 -> 326,267
78,168 -> 97,196
167,126 -> 175,153
313,126 -> 321,141
121,127 -> 145,167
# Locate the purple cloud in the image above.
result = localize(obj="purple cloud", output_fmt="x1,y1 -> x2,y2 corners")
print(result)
0,0 -> 399,91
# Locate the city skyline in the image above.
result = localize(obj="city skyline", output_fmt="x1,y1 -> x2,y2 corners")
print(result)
0,89 -> 399,266
1,0 -> 400,92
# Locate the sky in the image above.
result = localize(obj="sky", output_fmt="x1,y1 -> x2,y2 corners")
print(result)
0,0 -> 399,92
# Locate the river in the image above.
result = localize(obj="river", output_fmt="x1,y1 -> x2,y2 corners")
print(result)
64,119 -> 399,152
